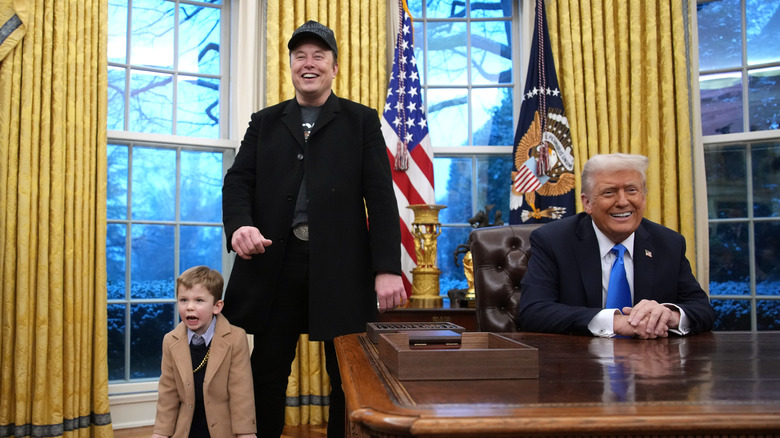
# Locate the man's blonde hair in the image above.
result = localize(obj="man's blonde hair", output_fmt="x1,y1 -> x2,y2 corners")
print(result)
176,266 -> 224,302
581,153 -> 649,196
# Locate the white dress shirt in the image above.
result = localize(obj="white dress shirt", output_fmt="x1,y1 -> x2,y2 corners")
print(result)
587,222 -> 690,337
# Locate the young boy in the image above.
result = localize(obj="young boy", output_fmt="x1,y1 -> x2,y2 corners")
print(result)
152,266 -> 257,438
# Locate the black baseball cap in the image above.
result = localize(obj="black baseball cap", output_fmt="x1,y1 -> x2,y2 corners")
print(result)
288,20 -> 338,59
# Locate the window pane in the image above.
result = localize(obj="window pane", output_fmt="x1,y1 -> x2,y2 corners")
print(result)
746,0 -> 780,66
414,22 -> 426,84
107,144 -> 128,219
426,0 -> 465,18
129,71 -> 174,135
470,21 -> 512,85
107,0 -> 127,63
438,226 -> 472,298
697,0 -> 742,71
757,299 -> 780,330
132,147 -> 176,221
476,155 -> 512,221
427,22 -> 467,85
704,146 -> 747,219
181,150 -> 223,222
710,299 -> 752,330
131,303 -> 175,379
180,226 -> 222,274
747,67 -> 780,132
130,0 -> 174,69
409,0 -> 422,17
700,72 -> 743,135
470,0 -> 511,19
178,4 -> 221,75
709,222 -> 750,291
130,224 -> 175,298
434,157 -> 472,223
107,304 -> 126,381
755,222 -> 780,284
107,67 -> 126,130
752,143 -> 780,217
472,87 -> 513,145
428,88 -> 467,146
177,76 -> 220,138
107,223 -> 127,300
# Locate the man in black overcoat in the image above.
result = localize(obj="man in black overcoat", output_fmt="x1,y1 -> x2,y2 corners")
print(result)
221,20 -> 406,437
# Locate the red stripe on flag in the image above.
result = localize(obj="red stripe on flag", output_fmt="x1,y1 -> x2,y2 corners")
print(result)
514,165 -> 541,193
387,148 -> 426,206
401,274 -> 412,297
409,143 -> 434,188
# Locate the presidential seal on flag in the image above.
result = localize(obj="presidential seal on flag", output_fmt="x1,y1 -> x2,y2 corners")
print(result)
511,108 -> 575,222
509,0 -> 575,225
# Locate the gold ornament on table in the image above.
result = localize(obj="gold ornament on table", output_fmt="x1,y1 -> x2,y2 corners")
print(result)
407,204 -> 446,308
450,205 -> 503,307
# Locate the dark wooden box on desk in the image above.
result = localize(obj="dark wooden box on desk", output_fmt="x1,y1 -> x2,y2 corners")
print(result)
378,332 -> 538,380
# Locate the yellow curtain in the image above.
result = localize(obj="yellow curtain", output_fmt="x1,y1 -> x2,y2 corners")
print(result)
546,0 -> 700,272
265,0 -> 387,426
0,0 -> 111,436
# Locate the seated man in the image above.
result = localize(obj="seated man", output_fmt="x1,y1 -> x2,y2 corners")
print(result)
518,153 -> 716,338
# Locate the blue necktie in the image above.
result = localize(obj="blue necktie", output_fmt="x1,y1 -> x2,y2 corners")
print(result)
192,334 -> 204,346
606,244 -> 632,310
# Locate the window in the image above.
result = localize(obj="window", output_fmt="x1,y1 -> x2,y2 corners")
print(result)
106,0 -> 232,382
697,0 -> 780,330
410,0 -> 522,297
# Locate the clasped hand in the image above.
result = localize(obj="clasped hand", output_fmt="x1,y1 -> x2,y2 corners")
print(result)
614,299 -> 681,339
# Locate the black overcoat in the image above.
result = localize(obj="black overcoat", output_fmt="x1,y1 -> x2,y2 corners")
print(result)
221,92 -> 402,340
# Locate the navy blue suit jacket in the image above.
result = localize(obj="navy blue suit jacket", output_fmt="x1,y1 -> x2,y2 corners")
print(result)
518,212 -> 716,336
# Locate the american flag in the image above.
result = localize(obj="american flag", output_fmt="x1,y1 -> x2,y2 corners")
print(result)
381,0 -> 434,294
509,0 -> 575,225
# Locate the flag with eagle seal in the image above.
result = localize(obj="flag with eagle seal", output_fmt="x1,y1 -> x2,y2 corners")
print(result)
509,0 -> 575,224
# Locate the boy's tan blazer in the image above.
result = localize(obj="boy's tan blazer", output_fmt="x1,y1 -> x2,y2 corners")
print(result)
153,313 -> 257,438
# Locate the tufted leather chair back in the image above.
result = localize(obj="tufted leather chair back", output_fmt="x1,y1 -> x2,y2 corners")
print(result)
468,224 -> 543,332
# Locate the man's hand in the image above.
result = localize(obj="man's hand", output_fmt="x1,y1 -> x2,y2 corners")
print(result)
627,299 -> 680,336
375,272 -> 407,312
614,299 -> 680,339
231,226 -> 272,260
614,311 -> 667,339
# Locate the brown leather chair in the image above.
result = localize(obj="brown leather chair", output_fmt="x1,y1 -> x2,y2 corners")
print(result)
468,224 -> 543,332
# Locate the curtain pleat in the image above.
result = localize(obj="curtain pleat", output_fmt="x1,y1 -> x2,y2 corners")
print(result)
546,0 -> 700,273
265,0 -> 386,426
0,0 -> 110,436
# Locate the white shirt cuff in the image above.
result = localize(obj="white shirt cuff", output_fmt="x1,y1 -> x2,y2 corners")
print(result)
664,303 -> 690,335
588,308 -> 621,337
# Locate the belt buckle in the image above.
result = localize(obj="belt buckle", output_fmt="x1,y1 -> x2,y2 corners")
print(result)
293,223 -> 309,241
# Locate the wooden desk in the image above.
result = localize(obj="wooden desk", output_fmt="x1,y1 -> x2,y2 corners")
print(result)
335,332 -> 780,437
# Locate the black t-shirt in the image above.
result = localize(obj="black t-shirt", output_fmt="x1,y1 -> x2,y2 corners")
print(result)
292,105 -> 321,227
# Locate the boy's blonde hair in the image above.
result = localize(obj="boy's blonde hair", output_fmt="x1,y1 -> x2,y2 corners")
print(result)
176,266 -> 224,302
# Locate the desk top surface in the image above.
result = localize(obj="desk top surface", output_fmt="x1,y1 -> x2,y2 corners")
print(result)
335,331 -> 780,436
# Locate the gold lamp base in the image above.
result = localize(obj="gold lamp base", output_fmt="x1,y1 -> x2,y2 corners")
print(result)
409,266 -> 443,308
